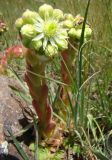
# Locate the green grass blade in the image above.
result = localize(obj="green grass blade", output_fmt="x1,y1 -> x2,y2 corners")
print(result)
9,85 -> 32,104
33,118 -> 38,160
87,114 -> 97,142
78,0 -> 91,87
93,150 -> 109,160
26,69 -> 68,86
74,0 -> 91,127
9,67 -> 28,93
7,127 -> 29,160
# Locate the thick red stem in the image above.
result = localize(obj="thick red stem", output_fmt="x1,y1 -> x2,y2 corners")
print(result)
25,49 -> 56,136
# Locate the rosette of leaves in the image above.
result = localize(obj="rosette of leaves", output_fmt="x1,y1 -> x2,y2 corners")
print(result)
15,4 -> 68,58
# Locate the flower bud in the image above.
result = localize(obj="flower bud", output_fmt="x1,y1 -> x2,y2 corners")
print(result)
61,29 -> 68,37
69,28 -> 82,40
45,45 -> 58,57
31,40 -> 42,51
39,4 -> 53,19
60,30 -> 68,38
22,9 -> 39,24
69,27 -> 92,41
85,27 -> 92,39
20,24 -> 37,39
68,28 -> 77,38
64,13 -> 74,21
56,39 -> 68,50
63,20 -> 74,29
53,9 -> 63,20
15,18 -> 24,29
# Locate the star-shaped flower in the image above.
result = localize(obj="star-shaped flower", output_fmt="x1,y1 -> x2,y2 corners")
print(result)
15,4 -> 68,58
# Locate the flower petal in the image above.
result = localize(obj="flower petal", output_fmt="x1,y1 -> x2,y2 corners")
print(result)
37,17 -> 44,23
57,34 -> 68,39
35,26 -> 43,33
35,21 -> 42,27
43,37 -> 48,49
54,36 -> 61,44
32,33 -> 44,41
49,38 -> 58,48
54,36 -> 68,49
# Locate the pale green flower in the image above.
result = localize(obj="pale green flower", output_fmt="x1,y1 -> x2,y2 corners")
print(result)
69,28 -> 82,40
30,5 -> 68,57
53,9 -> 64,20
64,14 -> 92,41
39,4 -> 53,19
63,20 -> 74,29
15,18 -> 24,29
21,24 -> 37,38
84,27 -> 92,39
54,38 -> 68,50
31,40 -> 42,51
32,17 -> 68,53
16,4 -> 69,57
22,9 -> 39,24
68,26 -> 92,41
45,44 -> 58,57
68,28 -> 77,37
64,13 -> 74,21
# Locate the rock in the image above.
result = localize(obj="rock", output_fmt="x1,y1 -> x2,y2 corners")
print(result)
0,75 -> 27,144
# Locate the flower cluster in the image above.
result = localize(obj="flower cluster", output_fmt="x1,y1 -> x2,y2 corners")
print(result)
15,4 -> 92,57
62,14 -> 92,41
15,4 -> 68,58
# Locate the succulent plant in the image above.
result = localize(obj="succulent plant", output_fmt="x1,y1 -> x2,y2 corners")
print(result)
15,4 -> 92,137
15,4 -> 70,136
